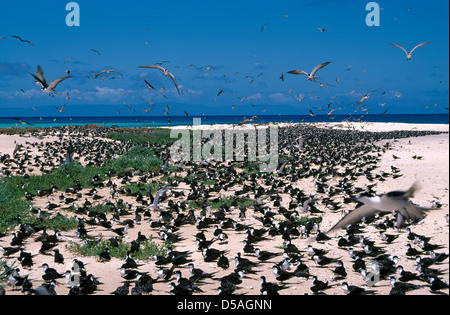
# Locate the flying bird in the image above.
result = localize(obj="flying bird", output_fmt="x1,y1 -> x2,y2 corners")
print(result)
55,103 -> 67,113
29,65 -> 72,95
11,35 -> 34,46
260,23 -> 270,32
90,49 -> 101,55
13,118 -> 33,126
138,65 -> 181,95
356,88 -> 382,105
144,79 -> 156,90
288,62 -> 331,81
91,69 -> 122,79
388,42 -> 431,60
328,183 -> 432,233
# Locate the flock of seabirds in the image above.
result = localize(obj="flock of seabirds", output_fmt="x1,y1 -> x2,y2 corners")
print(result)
3,31 -> 447,123
0,123 -> 448,296
0,25 -> 448,296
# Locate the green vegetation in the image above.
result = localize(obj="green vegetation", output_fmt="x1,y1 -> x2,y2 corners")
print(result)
106,128 -> 178,146
0,127 -> 42,135
66,237 -> 169,260
0,128 -> 177,234
106,146 -> 162,172
188,196 -> 256,210
0,260 -> 18,287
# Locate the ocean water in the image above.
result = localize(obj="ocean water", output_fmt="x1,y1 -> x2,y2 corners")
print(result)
0,114 -> 448,129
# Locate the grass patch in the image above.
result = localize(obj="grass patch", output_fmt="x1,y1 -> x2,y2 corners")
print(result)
104,146 -> 162,172
0,259 -> 18,287
66,237 -> 169,260
0,127 -> 43,135
188,196 -> 256,210
0,129 -> 167,233
107,128 -> 177,146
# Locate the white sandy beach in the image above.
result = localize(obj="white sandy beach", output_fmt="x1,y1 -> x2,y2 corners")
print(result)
0,123 -> 448,295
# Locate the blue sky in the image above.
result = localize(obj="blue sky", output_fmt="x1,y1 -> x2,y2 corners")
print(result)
0,0 -> 448,117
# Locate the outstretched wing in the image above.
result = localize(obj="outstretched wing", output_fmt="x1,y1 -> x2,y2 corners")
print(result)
310,62 -> 331,77
327,205 -> 380,233
144,79 -> 156,90
167,72 -> 181,95
410,41 -> 431,55
288,70 -> 309,76
389,43 -> 408,55
138,65 -> 166,72
48,76 -> 72,89
36,66 -> 47,86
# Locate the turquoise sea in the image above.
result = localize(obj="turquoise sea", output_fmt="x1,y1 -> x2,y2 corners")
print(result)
0,114 -> 448,129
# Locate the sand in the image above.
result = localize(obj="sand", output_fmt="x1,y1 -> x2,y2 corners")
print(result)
0,123 -> 448,296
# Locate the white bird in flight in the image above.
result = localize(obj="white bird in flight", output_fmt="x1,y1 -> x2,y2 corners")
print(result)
328,182 -> 432,233
30,65 -> 71,95
138,65 -> 181,95
288,62 -> 331,81
388,41 -> 431,61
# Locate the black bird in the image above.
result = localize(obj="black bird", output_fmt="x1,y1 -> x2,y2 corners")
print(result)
98,248 -> 111,262
217,253 -> 230,269
333,260 -> 347,279
53,249 -> 64,264
188,263 -> 216,283
136,274 -> 154,294
272,266 -> 295,282
260,276 -> 288,295
41,263 -> 64,281
111,282 -> 130,295
255,248 -> 280,261
312,254 -> 340,266
307,245 -> 328,257
389,277 -> 421,294
380,232 -> 399,244
397,265 -> 421,282
428,276 -> 449,292
310,276 -> 330,293
341,282 -> 371,295
18,254 -> 34,269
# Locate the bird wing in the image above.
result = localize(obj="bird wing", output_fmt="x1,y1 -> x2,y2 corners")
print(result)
139,65 -> 166,72
368,88 -> 382,95
48,76 -> 72,89
167,72 -> 181,95
384,182 -> 421,200
310,62 -> 331,76
400,204 -> 429,222
288,70 -> 309,76
389,43 -> 408,55
36,66 -> 47,86
410,41 -> 431,55
402,182 -> 422,200
327,205 -> 380,233
144,79 -> 156,90
30,73 -> 46,87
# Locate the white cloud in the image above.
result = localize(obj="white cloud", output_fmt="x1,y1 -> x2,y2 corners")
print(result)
79,86 -> 128,102
269,92 -> 293,103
